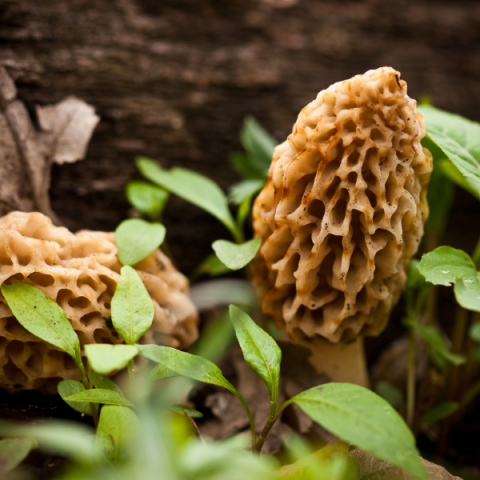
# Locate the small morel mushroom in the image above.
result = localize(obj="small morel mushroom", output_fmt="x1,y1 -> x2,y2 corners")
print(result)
0,211 -> 198,393
253,67 -> 432,350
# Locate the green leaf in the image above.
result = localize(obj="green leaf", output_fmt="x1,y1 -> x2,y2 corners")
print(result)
137,157 -> 239,240
137,344 -> 254,427
229,305 -> 281,406
438,158 -> 480,201
228,179 -> 264,205
58,380 -> 94,416
236,192 -> 254,232
422,402 -> 458,424
418,246 -> 475,287
126,181 -> 169,220
469,323 -> 480,343
415,324 -> 466,366
164,404 -> 203,418
85,344 -> 139,375
191,253 -> 231,280
1,280 -> 80,364
115,219 -> 166,266
138,345 -> 235,390
240,116 -> 276,171
95,406 -> 140,465
0,437 -> 37,472
91,371 -> 123,394
418,105 -> 480,185
452,276 -> 480,312
64,389 -> 135,408
212,238 -> 261,270
111,265 -> 154,344
0,420 -> 96,462
418,247 -> 480,311
289,383 -> 426,480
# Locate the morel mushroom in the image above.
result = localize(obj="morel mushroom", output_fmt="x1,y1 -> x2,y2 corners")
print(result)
0,211 -> 198,393
253,67 -> 432,346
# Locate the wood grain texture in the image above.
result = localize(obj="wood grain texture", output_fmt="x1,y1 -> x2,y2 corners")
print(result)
1,0 -> 480,272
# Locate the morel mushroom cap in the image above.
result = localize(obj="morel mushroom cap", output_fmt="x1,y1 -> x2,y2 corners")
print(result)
253,67 -> 432,343
0,211 -> 198,393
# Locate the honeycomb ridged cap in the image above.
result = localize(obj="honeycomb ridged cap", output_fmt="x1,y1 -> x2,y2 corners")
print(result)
253,67 -> 432,343
0,211 -> 199,393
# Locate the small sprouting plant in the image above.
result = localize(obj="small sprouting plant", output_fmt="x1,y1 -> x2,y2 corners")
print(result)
0,273 -> 427,479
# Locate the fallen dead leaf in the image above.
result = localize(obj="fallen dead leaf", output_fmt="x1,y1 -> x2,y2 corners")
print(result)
0,66 -> 99,223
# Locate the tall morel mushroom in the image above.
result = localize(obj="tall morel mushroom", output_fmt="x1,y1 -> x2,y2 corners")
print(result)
0,211 -> 199,393
253,67 -> 432,351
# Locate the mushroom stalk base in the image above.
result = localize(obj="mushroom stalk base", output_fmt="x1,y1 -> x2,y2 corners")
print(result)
291,336 -> 369,388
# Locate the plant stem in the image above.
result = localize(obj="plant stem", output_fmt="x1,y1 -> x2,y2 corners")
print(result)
438,305 -> 469,454
406,328 -> 416,430
446,306 -> 468,401
79,361 -> 98,428
472,236 -> 480,268
254,400 -> 289,454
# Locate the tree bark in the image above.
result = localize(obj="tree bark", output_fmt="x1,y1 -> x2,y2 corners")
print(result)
1,0 -> 480,273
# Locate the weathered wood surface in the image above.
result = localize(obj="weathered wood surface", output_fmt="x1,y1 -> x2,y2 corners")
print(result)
1,0 -> 480,272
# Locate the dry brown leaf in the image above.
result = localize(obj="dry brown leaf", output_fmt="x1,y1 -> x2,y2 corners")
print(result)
0,66 -> 99,223
350,449 -> 462,480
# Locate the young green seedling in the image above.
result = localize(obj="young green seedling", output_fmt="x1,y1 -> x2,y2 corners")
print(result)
141,304 -> 426,480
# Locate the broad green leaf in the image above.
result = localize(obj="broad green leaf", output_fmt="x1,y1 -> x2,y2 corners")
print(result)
91,371 -> 123,394
438,158 -> 480,201
164,404 -> 203,418
229,305 -> 281,405
0,437 -> 37,472
422,402 -> 458,424
0,420 -> 96,462
240,116 -> 276,171
374,381 -> 403,411
419,105 -> 480,185
58,380 -> 94,416
418,246 -> 480,312
469,323 -> 480,343
452,276 -> 480,312
95,406 -> 140,465
1,281 -> 80,363
418,246 -> 476,286
115,219 -> 166,266
138,345 -> 235,390
415,324 -> 465,366
64,389 -> 134,408
136,157 -> 239,240
228,179 -> 264,205
191,253 -> 231,280
212,238 -> 261,270
126,181 -> 169,220
289,383 -> 426,480
85,344 -> 138,375
111,266 -> 154,344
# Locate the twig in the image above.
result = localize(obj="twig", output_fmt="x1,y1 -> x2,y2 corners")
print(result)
185,412 -> 205,446
406,329 -> 416,430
